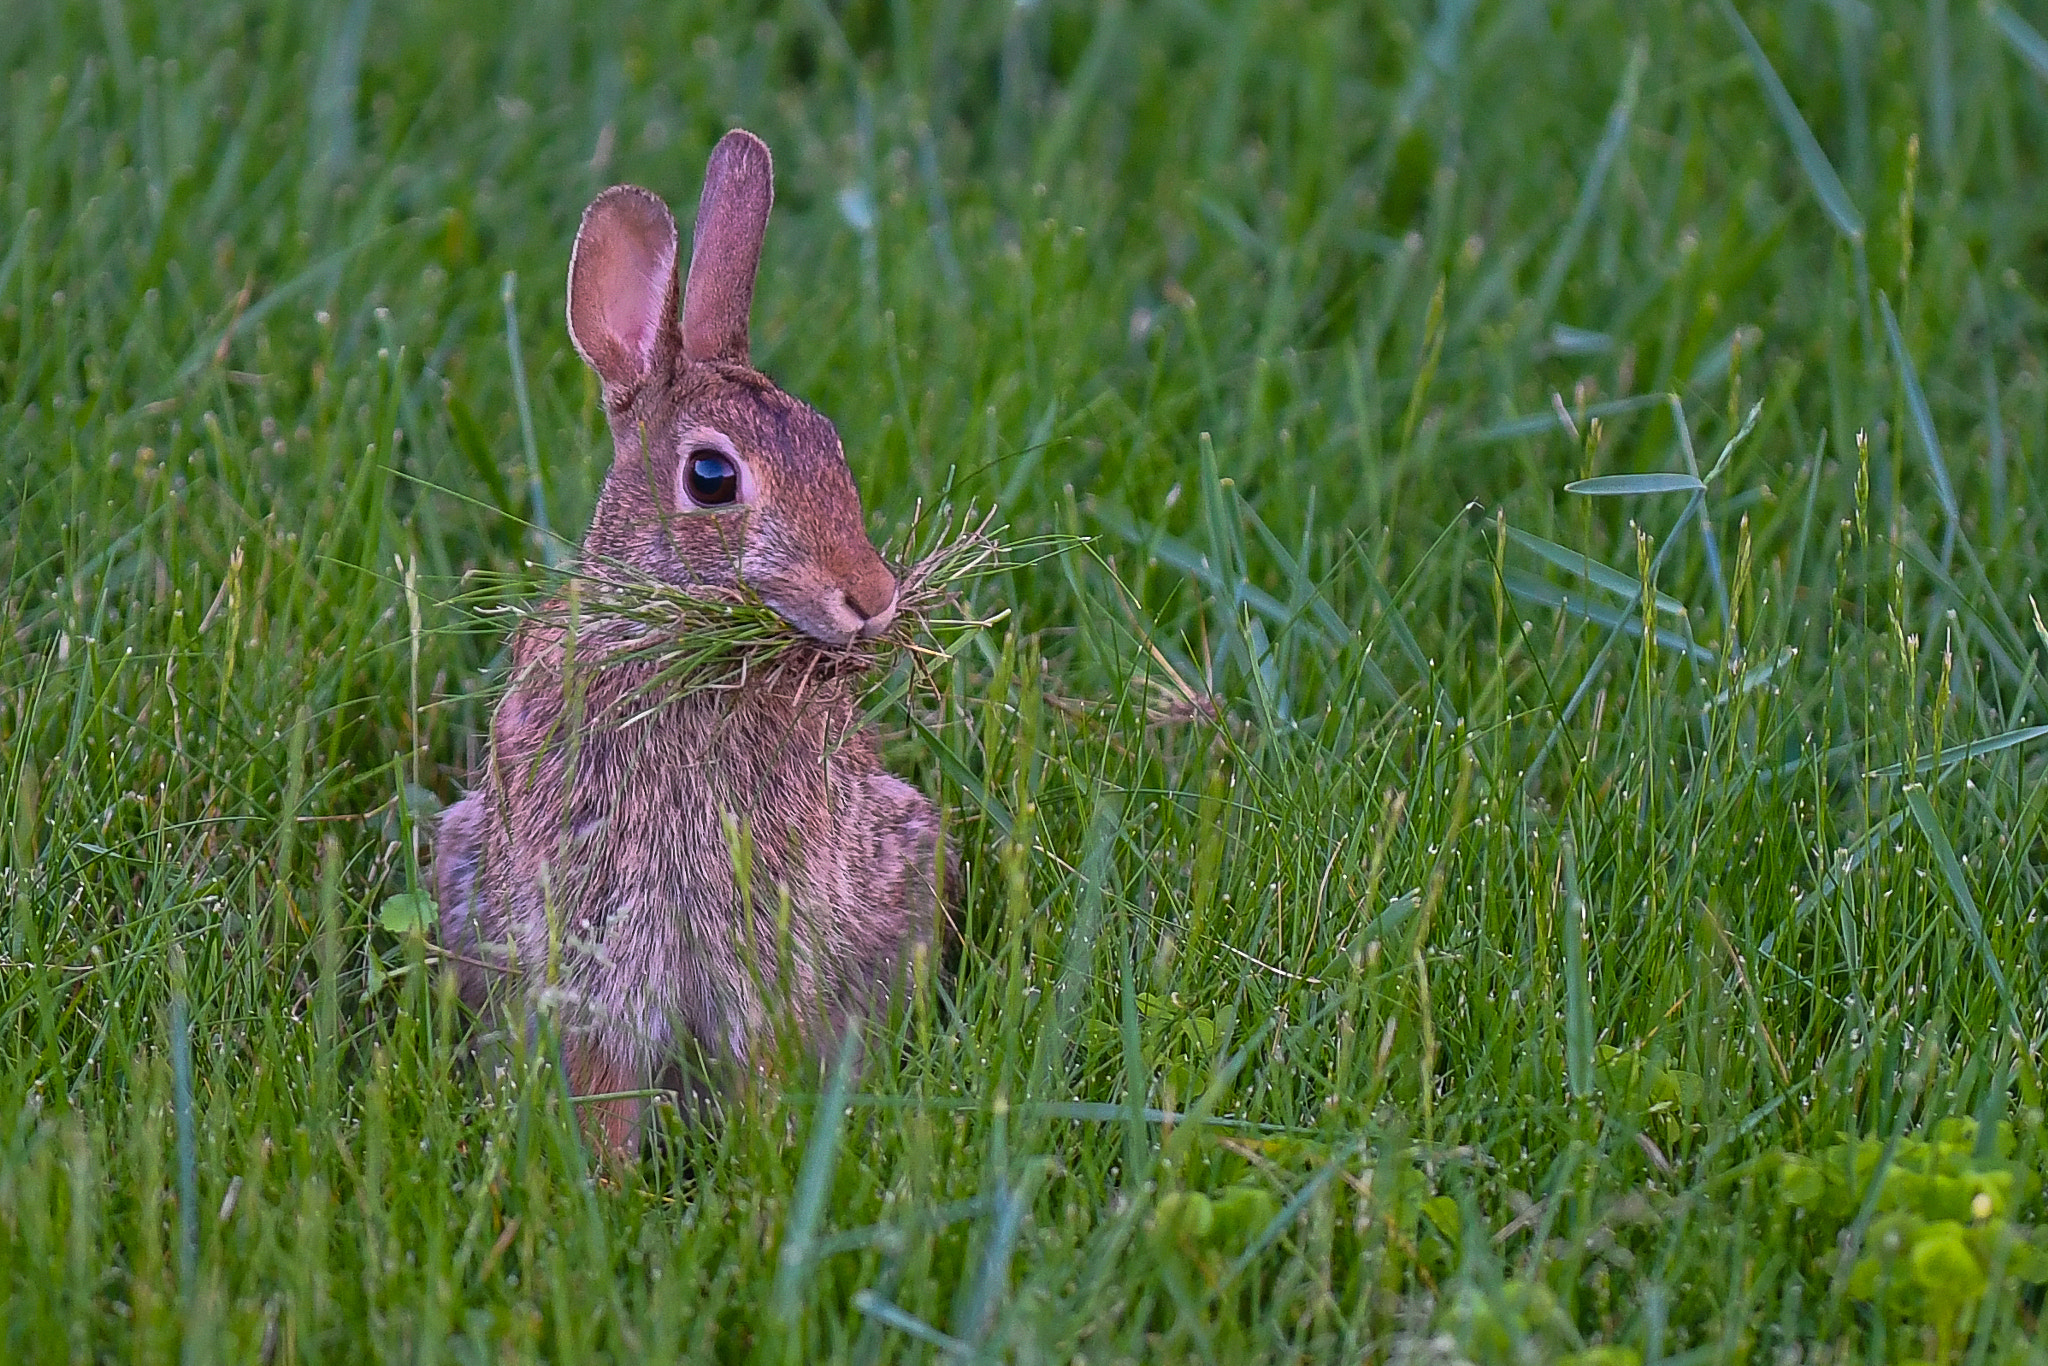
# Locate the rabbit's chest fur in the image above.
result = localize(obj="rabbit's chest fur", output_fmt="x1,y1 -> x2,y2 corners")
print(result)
437,618 -> 937,1068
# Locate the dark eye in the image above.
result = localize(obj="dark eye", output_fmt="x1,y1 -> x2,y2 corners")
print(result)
683,449 -> 740,507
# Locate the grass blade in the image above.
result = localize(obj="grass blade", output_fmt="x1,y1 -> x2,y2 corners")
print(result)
502,271 -> 561,568
1522,492 -> 1709,788
1119,930 -> 1151,1183
1686,325 -> 1765,392
1091,504 -> 1342,648
774,1022 -> 863,1326
1034,791 -> 1121,1097
906,712 -> 1014,841
1981,292 -> 2009,530
1502,570 -> 1715,664
1879,291 -> 1961,565
1793,810 -> 1907,928
1546,324 -> 1615,356
1903,785 -> 2018,1033
1217,1141 -> 1368,1291
1927,0 -> 1955,169
1990,5 -> 2048,83
1704,646 -> 1798,709
1865,724 -> 2048,779
1459,393 -> 1667,448
852,1290 -> 969,1357
998,399 -> 1062,513
1507,526 -> 1688,618
1565,473 -> 1706,498
169,948 -> 197,1298
1560,830 -> 1594,1099
1715,0 -> 1865,241
953,1162 -> 1045,1348
1236,496 -> 1351,644
310,0 -> 372,175
1533,40 -> 1648,322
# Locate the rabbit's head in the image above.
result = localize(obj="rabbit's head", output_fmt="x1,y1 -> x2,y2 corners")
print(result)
565,130 -> 897,644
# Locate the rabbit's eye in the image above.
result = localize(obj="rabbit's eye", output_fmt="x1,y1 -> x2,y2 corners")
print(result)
683,449 -> 741,507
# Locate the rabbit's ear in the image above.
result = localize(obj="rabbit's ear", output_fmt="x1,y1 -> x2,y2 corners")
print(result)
681,129 -> 773,365
567,186 -> 679,395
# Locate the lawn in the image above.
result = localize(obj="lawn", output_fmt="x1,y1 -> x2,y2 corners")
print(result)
5,0 -> 2048,1359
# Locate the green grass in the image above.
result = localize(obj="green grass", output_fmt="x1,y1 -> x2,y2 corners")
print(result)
4,0 -> 2048,1359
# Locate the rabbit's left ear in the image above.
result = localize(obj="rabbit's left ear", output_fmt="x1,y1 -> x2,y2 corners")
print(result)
681,129 -> 774,366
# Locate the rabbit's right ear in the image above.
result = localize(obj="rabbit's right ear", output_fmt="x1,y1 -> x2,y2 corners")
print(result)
681,130 -> 773,365
567,186 -> 680,398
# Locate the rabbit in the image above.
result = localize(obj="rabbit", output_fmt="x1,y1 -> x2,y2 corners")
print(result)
432,129 -> 943,1160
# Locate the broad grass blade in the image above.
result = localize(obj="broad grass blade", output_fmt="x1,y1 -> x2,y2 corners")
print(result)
1865,724 -> 2048,779
1120,933 -> 1150,1183
1715,0 -> 1865,242
907,713 -> 1014,841
1534,40 -> 1648,322
1502,570 -> 1715,664
999,398 -> 1062,513
1793,810 -> 1906,928
310,0 -> 372,174
1357,566 -> 1444,717
1565,473 -> 1705,497
1522,492 -> 1710,789
1686,326 -> 1763,391
1927,0 -> 1955,168
170,959 -> 197,1294
1091,504 -> 1342,648
1903,785 -> 2019,1033
1991,5 -> 2048,83
1547,324 -> 1614,356
1507,526 -> 1687,618
1879,291 -> 1961,564
954,1163 -> 1045,1348
1459,393 -> 1665,448
1361,893 -> 1418,943
1036,792 -> 1120,1097
1236,497 -> 1351,644
1704,646 -> 1798,709
851,1290 -> 969,1357
1700,399 -> 1764,484
502,272 -> 562,567
1898,538 -> 2031,693
774,1023 -> 862,1325
1560,831 -> 1594,1099
1220,1139 -> 1369,1289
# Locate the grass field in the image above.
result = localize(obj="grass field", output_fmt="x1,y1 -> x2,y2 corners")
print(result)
5,0 -> 2048,1359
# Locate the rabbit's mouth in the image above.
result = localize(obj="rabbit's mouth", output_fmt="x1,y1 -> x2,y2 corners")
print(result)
762,582 -> 899,646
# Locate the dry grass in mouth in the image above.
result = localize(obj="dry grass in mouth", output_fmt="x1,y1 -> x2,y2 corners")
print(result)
479,505 -> 1013,709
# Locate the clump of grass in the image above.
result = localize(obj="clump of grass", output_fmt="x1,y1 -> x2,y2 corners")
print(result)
466,504 -> 1011,708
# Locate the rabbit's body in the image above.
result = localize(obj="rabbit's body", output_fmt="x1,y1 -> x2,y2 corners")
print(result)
435,624 -> 937,1143
434,130 -> 940,1157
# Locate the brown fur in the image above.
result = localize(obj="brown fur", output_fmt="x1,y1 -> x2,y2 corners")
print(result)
433,130 -> 941,1160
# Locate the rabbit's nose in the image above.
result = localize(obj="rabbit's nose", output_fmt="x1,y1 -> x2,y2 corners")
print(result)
846,566 -> 899,637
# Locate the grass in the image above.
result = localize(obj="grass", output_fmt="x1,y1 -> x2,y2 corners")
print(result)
3,0 -> 2048,1359
458,501 -> 1009,728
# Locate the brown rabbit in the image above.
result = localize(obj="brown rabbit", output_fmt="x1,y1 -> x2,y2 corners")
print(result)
433,129 -> 942,1158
